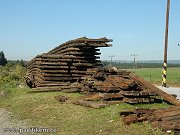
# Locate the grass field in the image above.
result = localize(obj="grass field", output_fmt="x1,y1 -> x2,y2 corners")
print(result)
134,67 -> 180,86
0,87 -> 171,135
0,65 -> 178,135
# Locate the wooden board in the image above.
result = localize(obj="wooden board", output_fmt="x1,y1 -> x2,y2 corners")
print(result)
129,73 -> 180,106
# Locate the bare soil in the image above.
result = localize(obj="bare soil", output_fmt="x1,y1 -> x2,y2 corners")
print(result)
0,108 -> 27,135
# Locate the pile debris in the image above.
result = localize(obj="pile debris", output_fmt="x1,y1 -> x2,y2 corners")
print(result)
79,68 -> 156,104
26,37 -> 180,106
25,37 -> 180,134
120,106 -> 180,134
30,66 -> 179,105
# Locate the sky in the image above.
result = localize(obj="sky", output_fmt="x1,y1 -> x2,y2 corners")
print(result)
0,0 -> 180,61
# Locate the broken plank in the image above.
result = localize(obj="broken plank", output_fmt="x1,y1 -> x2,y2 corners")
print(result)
129,73 -> 180,106
81,93 -> 124,101
71,100 -> 109,108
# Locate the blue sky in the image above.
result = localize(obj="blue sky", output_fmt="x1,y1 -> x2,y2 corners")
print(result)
0,0 -> 180,61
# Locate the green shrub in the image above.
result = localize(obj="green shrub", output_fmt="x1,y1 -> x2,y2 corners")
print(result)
9,73 -> 21,81
0,61 -> 27,90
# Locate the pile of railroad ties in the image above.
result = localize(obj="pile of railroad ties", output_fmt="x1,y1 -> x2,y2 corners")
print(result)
25,37 -> 179,105
25,37 -> 112,88
25,37 -> 180,134
120,106 -> 180,134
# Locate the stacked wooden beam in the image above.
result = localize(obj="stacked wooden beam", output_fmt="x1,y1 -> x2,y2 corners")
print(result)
120,106 -> 180,134
26,37 -> 180,106
25,37 -> 112,88
80,68 -> 156,104
77,68 -> 180,105
129,73 -> 180,106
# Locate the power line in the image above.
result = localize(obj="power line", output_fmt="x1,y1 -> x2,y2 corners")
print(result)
108,55 -> 115,67
131,54 -> 138,71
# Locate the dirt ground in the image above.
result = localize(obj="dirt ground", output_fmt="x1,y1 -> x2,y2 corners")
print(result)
0,108 -> 27,135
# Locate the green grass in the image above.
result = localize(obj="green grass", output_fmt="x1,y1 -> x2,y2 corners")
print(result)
0,65 -> 175,134
134,67 -> 180,85
0,86 -> 171,135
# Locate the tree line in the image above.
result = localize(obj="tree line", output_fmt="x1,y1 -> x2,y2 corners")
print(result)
102,61 -> 180,69
1,51 -> 180,69
0,51 -> 25,67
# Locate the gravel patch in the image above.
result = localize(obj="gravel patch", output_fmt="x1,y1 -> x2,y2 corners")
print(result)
0,108 -> 57,135
0,108 -> 27,135
157,86 -> 180,100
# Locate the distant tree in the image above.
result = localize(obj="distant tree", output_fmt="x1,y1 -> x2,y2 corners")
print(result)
0,51 -> 7,66
19,59 -> 25,67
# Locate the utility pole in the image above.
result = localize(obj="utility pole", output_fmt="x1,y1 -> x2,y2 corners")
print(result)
108,55 -> 115,67
162,0 -> 170,87
131,54 -> 138,71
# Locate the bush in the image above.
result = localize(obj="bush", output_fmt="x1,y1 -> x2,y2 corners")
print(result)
0,61 -> 27,89
9,73 -> 21,81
